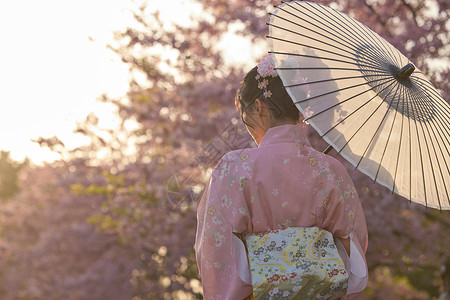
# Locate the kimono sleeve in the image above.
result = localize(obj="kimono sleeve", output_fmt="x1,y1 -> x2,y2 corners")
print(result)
195,156 -> 253,300
320,159 -> 368,252
319,159 -> 369,296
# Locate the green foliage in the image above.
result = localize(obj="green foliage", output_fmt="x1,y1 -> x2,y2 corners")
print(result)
404,267 -> 440,298
72,171 -> 154,240
0,151 -> 27,200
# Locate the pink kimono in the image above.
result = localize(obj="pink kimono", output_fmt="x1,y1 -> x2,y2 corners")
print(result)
196,124 -> 368,299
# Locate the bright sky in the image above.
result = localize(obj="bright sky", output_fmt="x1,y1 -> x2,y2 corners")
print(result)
0,0 -> 260,165
0,0 -> 137,164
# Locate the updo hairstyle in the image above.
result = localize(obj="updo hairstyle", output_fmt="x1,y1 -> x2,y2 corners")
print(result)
235,66 -> 300,127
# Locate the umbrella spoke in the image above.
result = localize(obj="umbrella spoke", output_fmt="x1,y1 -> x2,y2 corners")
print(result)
290,1 -> 365,47
269,17 -> 394,70
408,79 -> 450,132
267,25 -> 358,58
270,8 -> 393,69
406,84 -> 413,203
270,6 -> 357,50
333,4 -> 402,67
373,83 -> 403,183
408,85 -> 450,208
337,79 -> 399,157
417,102 -> 450,156
319,2 -> 401,68
289,1 -> 397,67
275,66 -> 388,74
408,91 -> 442,209
406,87 -> 428,207
284,73 -> 391,89
293,75 -> 395,104
411,75 -> 450,118
307,77 -> 396,126
276,52 -> 380,69
269,50 -> 388,71
392,84 -> 407,195
268,35 -> 376,67
328,7 -> 401,68
411,75 -> 449,101
353,82 -> 401,170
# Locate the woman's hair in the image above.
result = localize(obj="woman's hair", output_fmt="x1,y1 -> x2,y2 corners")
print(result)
235,66 -> 300,124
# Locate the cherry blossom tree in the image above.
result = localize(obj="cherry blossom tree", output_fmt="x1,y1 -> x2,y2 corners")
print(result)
0,0 -> 448,299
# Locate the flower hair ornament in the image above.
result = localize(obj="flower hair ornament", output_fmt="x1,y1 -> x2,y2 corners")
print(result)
253,54 -> 286,118
255,55 -> 278,99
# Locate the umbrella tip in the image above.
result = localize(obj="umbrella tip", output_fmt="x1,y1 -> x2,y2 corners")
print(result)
397,63 -> 415,79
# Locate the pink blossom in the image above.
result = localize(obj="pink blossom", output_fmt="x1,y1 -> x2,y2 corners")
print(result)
257,55 -> 278,78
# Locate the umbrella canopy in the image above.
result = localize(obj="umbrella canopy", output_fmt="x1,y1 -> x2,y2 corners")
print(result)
268,1 -> 450,210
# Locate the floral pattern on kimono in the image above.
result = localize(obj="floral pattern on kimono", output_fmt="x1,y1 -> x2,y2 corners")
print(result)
196,124 -> 368,300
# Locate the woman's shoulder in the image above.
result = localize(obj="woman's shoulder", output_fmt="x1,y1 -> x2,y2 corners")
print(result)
322,152 -> 349,175
217,147 -> 259,165
307,146 -> 348,169
211,148 -> 258,178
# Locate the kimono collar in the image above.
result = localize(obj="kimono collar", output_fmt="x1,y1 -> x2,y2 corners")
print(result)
258,124 -> 311,148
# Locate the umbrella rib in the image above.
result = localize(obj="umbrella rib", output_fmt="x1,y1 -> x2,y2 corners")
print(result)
293,76 -> 394,104
276,66 -> 388,74
416,101 -> 450,156
411,75 -> 450,106
268,13 -> 359,55
325,4 -> 401,67
420,106 -> 450,159
405,88 -> 428,207
266,27 -> 359,58
289,1 -> 396,68
290,1 -> 365,47
313,1 -> 401,68
283,73 -> 391,89
409,81 -> 450,133
396,75 -> 450,134
408,86 -> 450,208
269,7 -> 358,51
335,79 -> 398,156
324,2 -> 402,67
269,10 -> 391,69
354,81 -> 401,171
308,77 -> 396,127
332,4 -> 402,67
406,84 -> 413,203
391,84 -> 407,195
390,0 -> 412,190
411,75 -> 449,99
414,86 -> 450,117
267,35 -> 373,65
419,98 -> 450,132
410,76 -> 450,118
407,88 -> 442,209
373,83 -> 403,183
269,51 -> 387,71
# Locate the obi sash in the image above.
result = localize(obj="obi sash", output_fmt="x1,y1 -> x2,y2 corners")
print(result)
243,227 -> 349,300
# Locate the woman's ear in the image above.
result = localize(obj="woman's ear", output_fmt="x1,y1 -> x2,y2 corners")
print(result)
254,99 -> 263,113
